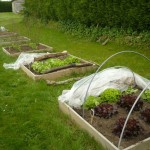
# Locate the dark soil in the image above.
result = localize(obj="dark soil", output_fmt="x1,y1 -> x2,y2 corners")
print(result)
5,43 -> 49,54
74,102 -> 150,149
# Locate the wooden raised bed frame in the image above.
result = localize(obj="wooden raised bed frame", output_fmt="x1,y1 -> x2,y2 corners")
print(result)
21,52 -> 98,81
2,43 -> 53,57
59,101 -> 150,150
0,31 -> 17,37
0,36 -> 30,45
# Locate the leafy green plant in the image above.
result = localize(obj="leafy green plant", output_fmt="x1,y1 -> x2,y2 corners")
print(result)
99,88 -> 121,103
142,90 -> 150,102
83,89 -> 121,110
11,43 -> 21,51
112,118 -> 143,138
140,108 -> 150,123
94,103 -> 118,118
24,0 -> 150,31
117,94 -> 143,111
123,86 -> 138,95
28,43 -> 38,49
0,1 -> 12,12
31,56 -> 81,73
83,96 -> 101,109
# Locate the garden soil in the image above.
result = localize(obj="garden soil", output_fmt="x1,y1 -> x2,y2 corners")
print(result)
74,102 -> 150,149
5,44 -> 47,54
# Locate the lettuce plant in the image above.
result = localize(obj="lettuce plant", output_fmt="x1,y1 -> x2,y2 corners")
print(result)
83,96 -> 101,109
142,90 -> 150,102
99,88 -> 121,103
140,108 -> 150,123
31,56 -> 81,73
28,43 -> 38,49
94,103 -> 118,118
123,86 -> 138,95
11,44 -> 21,51
117,94 -> 143,111
112,118 -> 143,138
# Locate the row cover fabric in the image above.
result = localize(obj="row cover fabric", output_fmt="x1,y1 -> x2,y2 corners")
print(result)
58,67 -> 150,108
0,26 -> 7,32
3,52 -> 49,70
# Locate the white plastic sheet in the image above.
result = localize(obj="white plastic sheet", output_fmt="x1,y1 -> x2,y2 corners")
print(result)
3,52 -> 49,70
0,26 -> 7,32
58,67 -> 150,108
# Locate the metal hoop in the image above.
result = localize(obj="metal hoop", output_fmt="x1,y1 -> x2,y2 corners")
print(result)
118,82 -> 150,149
82,51 -> 150,117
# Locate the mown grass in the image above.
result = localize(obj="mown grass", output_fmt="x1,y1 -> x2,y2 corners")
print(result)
0,13 -> 150,150
0,12 -> 22,26
0,13 -> 104,150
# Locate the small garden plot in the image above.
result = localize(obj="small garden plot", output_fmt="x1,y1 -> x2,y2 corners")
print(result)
2,43 -> 53,56
0,35 -> 30,45
21,51 -> 97,80
0,31 -> 17,37
59,86 -> 150,150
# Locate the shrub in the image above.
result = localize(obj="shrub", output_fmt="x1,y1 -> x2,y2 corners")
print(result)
0,2 -> 12,12
23,0 -> 150,31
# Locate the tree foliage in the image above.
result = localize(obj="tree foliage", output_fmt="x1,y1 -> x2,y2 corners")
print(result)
24,0 -> 150,31
0,2 -> 12,12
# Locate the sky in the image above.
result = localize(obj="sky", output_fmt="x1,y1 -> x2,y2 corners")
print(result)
0,0 -> 12,1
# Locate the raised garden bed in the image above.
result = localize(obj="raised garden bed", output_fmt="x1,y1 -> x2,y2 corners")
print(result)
0,31 -> 17,37
58,51 -> 150,150
21,51 -> 98,80
59,100 -> 150,150
59,85 -> 150,150
2,43 -> 53,56
0,35 -> 30,45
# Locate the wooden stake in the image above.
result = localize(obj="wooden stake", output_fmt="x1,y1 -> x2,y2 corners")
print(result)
46,77 -> 82,85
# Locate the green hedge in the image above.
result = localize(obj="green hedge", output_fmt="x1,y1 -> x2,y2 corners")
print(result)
24,0 -> 150,31
0,2 -> 12,12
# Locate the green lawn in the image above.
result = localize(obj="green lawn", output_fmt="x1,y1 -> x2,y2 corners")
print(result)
0,13 -> 150,150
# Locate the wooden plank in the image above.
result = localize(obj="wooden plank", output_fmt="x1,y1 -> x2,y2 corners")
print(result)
0,36 -> 30,46
34,51 -> 68,61
21,64 -> 39,80
41,63 -> 93,74
0,32 -> 17,37
39,43 -> 53,51
124,137 -> 150,150
2,47 -> 12,56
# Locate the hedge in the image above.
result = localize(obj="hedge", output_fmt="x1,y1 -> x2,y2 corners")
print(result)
0,2 -> 12,12
24,0 -> 150,31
